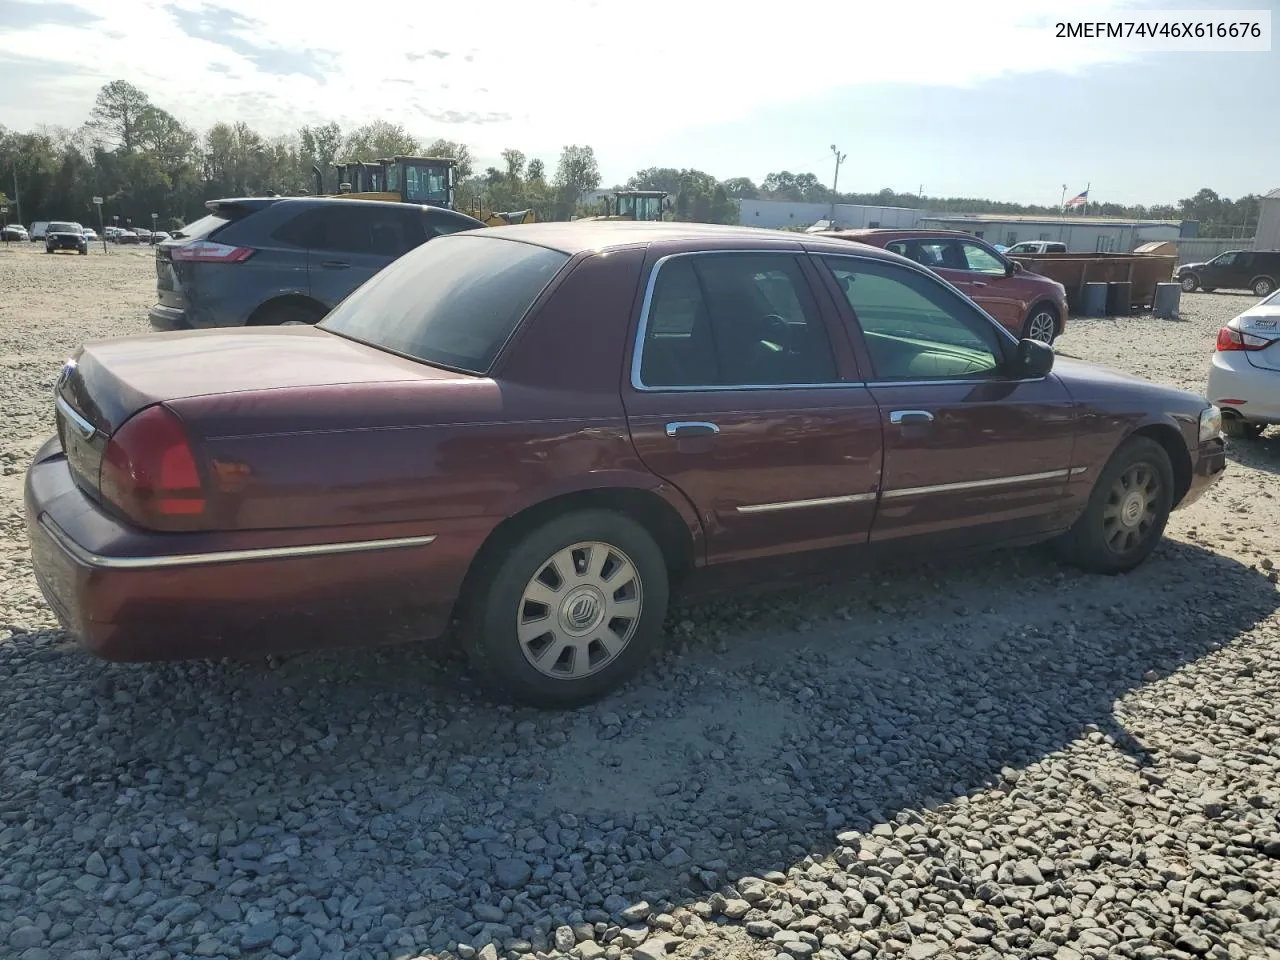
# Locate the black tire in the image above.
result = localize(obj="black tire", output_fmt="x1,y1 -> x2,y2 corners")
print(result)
78,248 -> 87,256
1179,274 -> 1198,293
1222,417 -> 1264,439
1054,436 -> 1175,575
460,509 -> 669,708
44,247 -> 53,254
250,301 -> 326,326
1252,277 -> 1275,298
1021,304 -> 1059,345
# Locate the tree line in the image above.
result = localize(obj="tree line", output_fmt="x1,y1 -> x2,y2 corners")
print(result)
0,81 -> 1264,238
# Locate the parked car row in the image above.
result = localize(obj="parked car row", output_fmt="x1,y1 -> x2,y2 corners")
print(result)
28,220 -> 1226,705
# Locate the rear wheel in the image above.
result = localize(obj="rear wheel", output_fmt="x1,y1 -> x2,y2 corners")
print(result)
1054,436 -> 1174,575
461,509 -> 669,707
1022,305 -> 1059,345
1222,416 -> 1264,439
1253,277 -> 1275,298
1179,274 -> 1198,293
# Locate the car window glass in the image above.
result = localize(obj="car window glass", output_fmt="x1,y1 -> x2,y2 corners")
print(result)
277,206 -> 418,256
961,242 -> 1007,275
1213,252 -> 1237,266
319,235 -> 567,373
639,254 -> 837,388
427,211 -> 481,238
821,256 -> 1003,381
886,241 -> 909,257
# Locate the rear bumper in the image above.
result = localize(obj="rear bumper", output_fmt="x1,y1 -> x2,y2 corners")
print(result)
1178,436 -> 1226,510
1208,352 -> 1280,424
148,304 -> 190,331
24,441 -> 482,661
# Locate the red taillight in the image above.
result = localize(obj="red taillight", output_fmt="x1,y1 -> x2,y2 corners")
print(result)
1216,325 -> 1273,351
100,405 -> 208,529
169,241 -> 255,264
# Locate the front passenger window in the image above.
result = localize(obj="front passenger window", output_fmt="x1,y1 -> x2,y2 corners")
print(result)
821,257 -> 1003,381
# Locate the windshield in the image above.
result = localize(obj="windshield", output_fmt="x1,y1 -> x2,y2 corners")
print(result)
49,222 -> 81,233
319,234 -> 569,374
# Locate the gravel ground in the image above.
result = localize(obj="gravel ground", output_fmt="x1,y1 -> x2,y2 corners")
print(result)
1,242 -> 1278,960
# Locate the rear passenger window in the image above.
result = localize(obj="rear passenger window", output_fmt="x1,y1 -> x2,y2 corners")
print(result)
821,257 -> 1002,381
274,206 -> 423,257
637,254 -> 837,389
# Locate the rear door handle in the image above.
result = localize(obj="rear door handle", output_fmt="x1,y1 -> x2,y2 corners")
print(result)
665,421 -> 720,438
320,260 -> 350,270
971,280 -> 987,288
889,410 -> 934,425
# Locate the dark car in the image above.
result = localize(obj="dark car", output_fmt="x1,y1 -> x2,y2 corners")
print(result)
148,197 -> 484,330
27,223 -> 1225,706
45,221 -> 88,255
1177,250 -> 1278,297
823,229 -> 1070,344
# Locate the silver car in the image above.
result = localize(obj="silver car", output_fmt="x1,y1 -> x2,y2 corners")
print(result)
1206,288 -> 1280,438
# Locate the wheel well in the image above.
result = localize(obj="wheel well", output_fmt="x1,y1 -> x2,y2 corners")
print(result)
1249,274 -> 1275,288
246,295 -> 327,326
454,487 -> 698,616
1131,423 -> 1192,506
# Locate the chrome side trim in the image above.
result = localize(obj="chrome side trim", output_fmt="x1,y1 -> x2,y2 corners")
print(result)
39,515 -> 437,571
882,468 -> 1070,500
55,394 -> 96,440
1070,466 -> 1088,476
736,492 -> 878,514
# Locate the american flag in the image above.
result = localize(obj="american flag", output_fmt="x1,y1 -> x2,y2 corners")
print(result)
1065,188 -> 1089,208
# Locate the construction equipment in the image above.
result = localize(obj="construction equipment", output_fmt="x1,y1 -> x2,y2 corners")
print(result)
578,190 -> 668,222
311,156 -> 458,209
466,206 -> 537,226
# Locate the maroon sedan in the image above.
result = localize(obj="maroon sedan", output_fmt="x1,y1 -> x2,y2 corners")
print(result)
822,229 -> 1070,345
26,223 -> 1225,706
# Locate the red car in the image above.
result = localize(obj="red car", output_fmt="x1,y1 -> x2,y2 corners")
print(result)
824,229 -> 1069,345
26,224 -> 1224,706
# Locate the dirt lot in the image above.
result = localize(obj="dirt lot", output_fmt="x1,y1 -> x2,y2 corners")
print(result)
1,241 -> 1278,960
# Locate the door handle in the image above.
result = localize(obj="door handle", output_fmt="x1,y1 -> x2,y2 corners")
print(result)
665,421 -> 720,438
889,410 -> 934,425
971,280 -> 988,288
320,260 -> 350,270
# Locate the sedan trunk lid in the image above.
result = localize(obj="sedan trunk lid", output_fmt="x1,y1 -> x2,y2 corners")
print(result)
1239,306 -> 1280,373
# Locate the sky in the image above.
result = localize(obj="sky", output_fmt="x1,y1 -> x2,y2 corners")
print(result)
0,0 -> 1276,207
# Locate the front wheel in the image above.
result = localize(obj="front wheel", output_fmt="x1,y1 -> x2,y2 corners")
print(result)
1054,436 -> 1174,575
1179,274 -> 1198,293
1022,306 -> 1059,345
461,509 -> 670,707
1253,277 -> 1275,298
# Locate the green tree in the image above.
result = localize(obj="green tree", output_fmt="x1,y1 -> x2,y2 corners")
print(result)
501,148 -> 526,181
88,81 -> 152,152
423,139 -> 474,179
553,144 -> 600,216
341,121 -> 419,161
526,158 -> 545,182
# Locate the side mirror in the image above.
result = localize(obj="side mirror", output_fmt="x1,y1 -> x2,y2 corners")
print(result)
1013,337 -> 1054,378
1006,260 -> 1023,276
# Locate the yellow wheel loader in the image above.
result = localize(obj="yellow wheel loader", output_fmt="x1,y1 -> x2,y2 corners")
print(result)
577,190 -> 668,222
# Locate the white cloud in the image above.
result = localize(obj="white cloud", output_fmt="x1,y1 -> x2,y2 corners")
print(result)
1,0 -> 1165,165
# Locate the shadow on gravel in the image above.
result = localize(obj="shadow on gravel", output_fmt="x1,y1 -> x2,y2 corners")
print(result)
1225,429 -> 1280,475
1,537 -> 1277,955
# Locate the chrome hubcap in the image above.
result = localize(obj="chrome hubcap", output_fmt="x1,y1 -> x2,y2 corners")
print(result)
1181,276 -> 1197,291
1257,281 -> 1273,296
1101,462 -> 1161,554
1028,312 -> 1056,343
517,541 -> 643,680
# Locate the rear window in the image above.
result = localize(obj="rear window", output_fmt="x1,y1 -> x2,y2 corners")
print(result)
171,213 -> 230,240
318,234 -> 570,374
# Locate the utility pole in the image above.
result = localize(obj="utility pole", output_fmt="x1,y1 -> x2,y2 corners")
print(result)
12,168 -> 22,227
829,144 -> 846,228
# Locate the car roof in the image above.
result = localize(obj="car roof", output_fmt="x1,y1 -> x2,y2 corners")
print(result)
820,228 -> 980,242
460,220 -> 906,259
